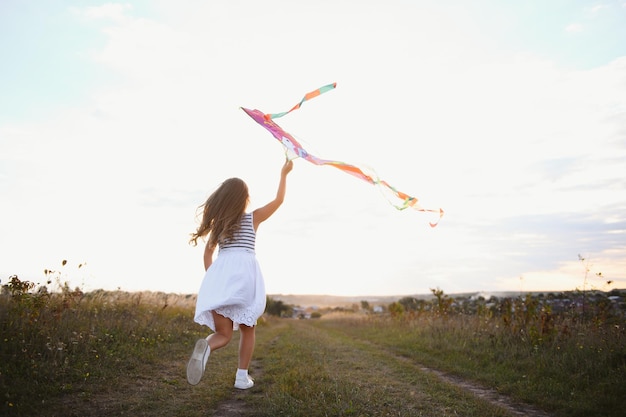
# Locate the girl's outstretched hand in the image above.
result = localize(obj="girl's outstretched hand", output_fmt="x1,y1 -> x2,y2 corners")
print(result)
282,158 -> 294,176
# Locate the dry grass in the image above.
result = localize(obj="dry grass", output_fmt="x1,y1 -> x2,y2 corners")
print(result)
2,278 -> 624,416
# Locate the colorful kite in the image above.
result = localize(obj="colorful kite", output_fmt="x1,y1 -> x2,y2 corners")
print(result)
241,83 -> 443,227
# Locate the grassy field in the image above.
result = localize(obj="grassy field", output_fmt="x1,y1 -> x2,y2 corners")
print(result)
1,276 -> 625,416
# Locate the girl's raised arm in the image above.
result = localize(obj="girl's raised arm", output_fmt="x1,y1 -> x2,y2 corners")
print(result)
253,159 -> 293,229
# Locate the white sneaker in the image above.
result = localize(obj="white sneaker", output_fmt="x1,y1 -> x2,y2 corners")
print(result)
186,339 -> 210,385
234,375 -> 254,390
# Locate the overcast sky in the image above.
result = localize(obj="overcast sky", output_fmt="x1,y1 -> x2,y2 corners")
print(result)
1,1 -> 625,297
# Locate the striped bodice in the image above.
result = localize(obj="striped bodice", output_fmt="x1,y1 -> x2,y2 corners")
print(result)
219,212 -> 256,252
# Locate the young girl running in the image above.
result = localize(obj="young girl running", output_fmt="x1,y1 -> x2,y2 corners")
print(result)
186,159 -> 293,389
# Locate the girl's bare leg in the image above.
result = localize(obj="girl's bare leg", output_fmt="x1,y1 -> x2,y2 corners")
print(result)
187,312 -> 232,385
237,324 -> 256,370
207,312 -> 233,351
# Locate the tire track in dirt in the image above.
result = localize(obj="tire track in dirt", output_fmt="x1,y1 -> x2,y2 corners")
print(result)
210,323 -> 554,417
413,362 -> 553,417
348,333 -> 555,417
210,358 -> 264,417
210,328 -> 285,416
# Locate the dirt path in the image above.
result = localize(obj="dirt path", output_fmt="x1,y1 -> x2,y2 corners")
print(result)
210,358 -> 263,417
210,357 -> 552,417
414,364 -> 552,417
43,319 -> 554,416
209,320 -> 554,417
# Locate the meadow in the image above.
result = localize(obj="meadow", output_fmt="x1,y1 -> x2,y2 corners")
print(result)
1,274 -> 625,416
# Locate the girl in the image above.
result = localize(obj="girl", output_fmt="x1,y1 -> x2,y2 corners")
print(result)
186,159 -> 293,389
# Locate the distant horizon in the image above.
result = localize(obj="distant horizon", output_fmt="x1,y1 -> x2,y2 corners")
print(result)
36,286 -> 623,298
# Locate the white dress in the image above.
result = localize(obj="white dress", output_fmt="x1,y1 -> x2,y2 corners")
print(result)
194,212 -> 267,331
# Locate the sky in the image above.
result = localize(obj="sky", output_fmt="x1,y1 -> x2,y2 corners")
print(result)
1,0 -> 625,297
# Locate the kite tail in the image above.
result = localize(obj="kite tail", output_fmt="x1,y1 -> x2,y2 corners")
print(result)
242,83 -> 444,227
375,179 -> 444,227
265,83 -> 337,120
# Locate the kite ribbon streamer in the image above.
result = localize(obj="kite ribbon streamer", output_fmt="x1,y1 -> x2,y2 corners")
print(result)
241,84 -> 443,227
265,82 -> 337,120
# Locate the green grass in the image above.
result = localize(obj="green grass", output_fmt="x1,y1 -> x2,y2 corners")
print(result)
0,290 -> 253,416
251,319 -> 513,416
1,278 -> 624,416
316,313 -> 626,417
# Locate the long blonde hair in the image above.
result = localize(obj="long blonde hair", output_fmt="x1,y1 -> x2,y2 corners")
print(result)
189,178 -> 249,248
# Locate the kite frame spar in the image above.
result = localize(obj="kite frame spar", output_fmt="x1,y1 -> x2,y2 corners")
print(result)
241,83 -> 443,227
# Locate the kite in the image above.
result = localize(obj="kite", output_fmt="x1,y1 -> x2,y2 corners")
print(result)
241,83 -> 443,227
